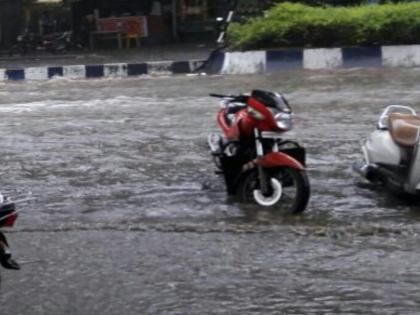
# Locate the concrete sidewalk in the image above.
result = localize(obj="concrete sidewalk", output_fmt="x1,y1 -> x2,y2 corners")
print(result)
0,43 -> 214,70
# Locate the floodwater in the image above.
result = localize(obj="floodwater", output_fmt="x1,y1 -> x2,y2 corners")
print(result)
1,69 -> 420,314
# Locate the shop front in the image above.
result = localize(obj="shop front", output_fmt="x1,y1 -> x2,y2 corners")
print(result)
3,0 -> 241,50
25,0 -> 72,36
177,0 -> 234,41
71,0 -> 167,47
0,0 -> 22,48
70,0 -> 237,47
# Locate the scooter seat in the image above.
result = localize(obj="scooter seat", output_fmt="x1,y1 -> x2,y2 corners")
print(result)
389,113 -> 420,147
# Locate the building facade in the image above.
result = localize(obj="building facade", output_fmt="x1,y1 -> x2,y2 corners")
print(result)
0,0 -> 23,48
1,0 -> 260,49
71,0 -> 238,43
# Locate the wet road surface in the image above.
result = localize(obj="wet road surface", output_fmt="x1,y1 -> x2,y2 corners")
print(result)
1,69 -> 420,314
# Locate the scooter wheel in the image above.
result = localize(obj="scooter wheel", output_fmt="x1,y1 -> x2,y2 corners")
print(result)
238,167 -> 310,214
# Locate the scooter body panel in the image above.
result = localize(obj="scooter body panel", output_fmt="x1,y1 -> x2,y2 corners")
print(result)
365,130 -> 401,166
407,140 -> 420,193
354,105 -> 420,195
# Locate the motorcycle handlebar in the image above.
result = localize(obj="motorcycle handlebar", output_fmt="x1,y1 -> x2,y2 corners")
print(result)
209,93 -> 248,101
209,93 -> 231,98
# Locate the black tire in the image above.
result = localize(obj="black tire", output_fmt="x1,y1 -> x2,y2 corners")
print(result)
239,167 -> 310,214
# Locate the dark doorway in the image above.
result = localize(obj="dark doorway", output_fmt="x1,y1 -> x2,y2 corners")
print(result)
0,0 -> 22,48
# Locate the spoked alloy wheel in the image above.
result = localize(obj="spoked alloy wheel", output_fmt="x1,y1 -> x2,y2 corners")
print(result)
239,167 -> 310,214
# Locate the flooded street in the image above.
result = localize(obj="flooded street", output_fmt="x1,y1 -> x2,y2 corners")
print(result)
1,69 -> 420,314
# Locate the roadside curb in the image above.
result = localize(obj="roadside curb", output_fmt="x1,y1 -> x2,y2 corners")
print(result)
0,59 -> 205,81
202,45 -> 420,74
3,44 -> 419,81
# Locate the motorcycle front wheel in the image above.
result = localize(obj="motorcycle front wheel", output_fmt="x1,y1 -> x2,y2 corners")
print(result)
239,167 -> 310,214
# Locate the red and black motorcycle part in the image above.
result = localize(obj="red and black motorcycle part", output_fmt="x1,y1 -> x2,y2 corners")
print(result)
261,140 -> 306,166
279,142 -> 306,167
0,232 -> 9,248
0,232 -> 20,270
255,152 -> 303,170
0,203 -> 18,228
216,141 -> 254,195
218,153 -> 252,195
217,142 -> 306,194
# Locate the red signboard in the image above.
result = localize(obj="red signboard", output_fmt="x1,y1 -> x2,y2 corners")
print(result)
97,16 -> 148,37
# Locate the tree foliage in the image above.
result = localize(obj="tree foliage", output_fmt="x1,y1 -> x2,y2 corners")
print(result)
228,2 -> 420,49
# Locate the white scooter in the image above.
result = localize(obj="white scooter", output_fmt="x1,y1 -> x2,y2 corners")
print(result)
353,105 -> 420,194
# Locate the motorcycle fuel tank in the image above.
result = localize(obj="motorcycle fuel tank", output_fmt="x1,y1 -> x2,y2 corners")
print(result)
365,130 -> 401,165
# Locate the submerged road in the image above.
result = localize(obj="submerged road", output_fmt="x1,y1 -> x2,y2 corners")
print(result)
1,69 -> 420,314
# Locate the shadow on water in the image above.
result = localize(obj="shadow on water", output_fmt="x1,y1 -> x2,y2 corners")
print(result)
353,179 -> 420,210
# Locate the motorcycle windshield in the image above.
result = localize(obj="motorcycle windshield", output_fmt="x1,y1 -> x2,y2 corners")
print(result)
251,90 -> 291,113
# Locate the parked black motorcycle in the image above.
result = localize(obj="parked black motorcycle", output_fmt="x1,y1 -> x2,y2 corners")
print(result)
9,31 -> 81,56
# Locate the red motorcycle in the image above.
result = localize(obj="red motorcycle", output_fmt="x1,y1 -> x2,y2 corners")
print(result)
0,194 -> 20,283
208,90 -> 310,213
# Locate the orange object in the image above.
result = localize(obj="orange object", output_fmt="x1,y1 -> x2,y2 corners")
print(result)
125,20 -> 141,48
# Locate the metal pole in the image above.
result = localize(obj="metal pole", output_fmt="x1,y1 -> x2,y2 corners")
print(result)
217,0 -> 238,47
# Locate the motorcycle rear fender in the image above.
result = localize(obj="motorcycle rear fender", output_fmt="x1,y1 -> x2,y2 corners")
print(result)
254,152 -> 304,170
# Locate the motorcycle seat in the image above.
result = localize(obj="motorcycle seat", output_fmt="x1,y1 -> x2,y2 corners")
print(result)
388,113 -> 420,147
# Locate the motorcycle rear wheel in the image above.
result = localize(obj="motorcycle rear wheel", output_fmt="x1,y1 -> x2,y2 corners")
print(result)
239,167 -> 310,214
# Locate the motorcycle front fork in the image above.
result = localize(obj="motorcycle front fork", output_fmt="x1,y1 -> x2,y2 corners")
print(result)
254,129 -> 269,195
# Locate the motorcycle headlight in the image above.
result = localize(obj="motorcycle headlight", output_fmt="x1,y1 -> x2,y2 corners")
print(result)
275,112 -> 293,130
